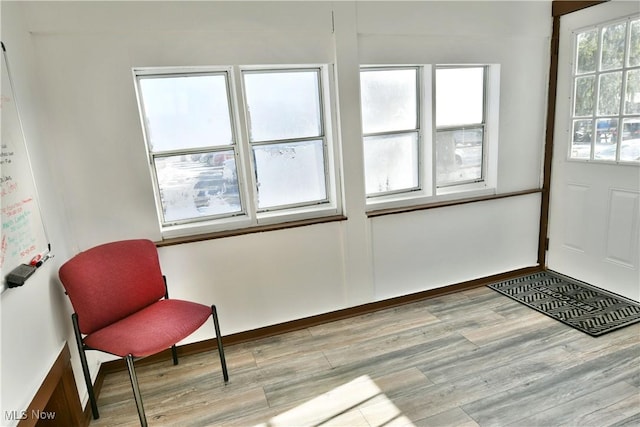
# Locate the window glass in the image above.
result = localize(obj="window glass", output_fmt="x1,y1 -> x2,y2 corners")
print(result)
595,118 -> 618,145
436,67 -> 486,187
136,66 -> 336,231
571,119 -> 593,159
576,29 -> 598,74
436,128 -> 483,185
138,73 -> 241,225
570,16 -> 640,164
360,67 -> 420,197
363,133 -> 419,195
138,75 -> 233,151
154,151 -> 241,223
574,76 -> 595,116
361,65 -> 491,200
243,68 -> 330,211
597,72 -> 622,116
621,118 -> 640,161
243,70 -> 322,142
600,22 -> 626,71
625,69 -> 640,114
622,118 -> 640,141
360,69 -> 417,134
620,143 -> 640,161
436,67 -> 484,127
253,140 -> 326,209
629,20 -> 640,67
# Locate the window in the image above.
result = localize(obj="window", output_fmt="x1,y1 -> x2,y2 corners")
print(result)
134,66 -> 339,236
360,68 -> 420,196
570,16 -> 640,163
243,70 -> 328,210
435,66 -> 486,187
361,65 -> 495,204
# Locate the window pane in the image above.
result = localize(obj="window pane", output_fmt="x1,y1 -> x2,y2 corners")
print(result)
570,19 -> 639,165
601,22 -> 627,71
452,127 -> 484,146
436,67 -> 484,127
629,20 -> 640,67
576,29 -> 598,74
139,75 -> 233,152
253,140 -> 326,209
597,72 -> 622,115
436,128 -> 483,186
622,118 -> 640,141
570,119 -> 593,159
360,69 -> 417,134
595,118 -> 618,144
244,71 -> 322,142
154,151 -> 241,223
363,133 -> 419,196
620,119 -> 640,161
620,141 -> 640,162
591,121 -> 620,161
594,119 -> 619,161
574,75 -> 596,116
625,70 -> 640,114
593,144 -> 617,161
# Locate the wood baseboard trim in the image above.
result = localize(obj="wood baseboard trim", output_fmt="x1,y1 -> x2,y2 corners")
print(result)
17,342 -> 84,427
94,265 -> 541,382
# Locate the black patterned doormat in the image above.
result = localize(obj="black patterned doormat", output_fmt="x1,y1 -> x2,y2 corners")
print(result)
487,271 -> 640,336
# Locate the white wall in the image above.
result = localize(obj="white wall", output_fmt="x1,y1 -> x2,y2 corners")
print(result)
357,1 -> 550,300
0,2 -> 77,424
372,193 -> 542,300
1,1 -> 551,420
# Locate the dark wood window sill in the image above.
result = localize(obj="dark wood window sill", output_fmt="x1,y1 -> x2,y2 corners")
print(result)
366,188 -> 543,218
156,215 -> 348,247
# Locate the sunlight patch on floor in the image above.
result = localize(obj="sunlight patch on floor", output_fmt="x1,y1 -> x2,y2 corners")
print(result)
254,375 -> 415,427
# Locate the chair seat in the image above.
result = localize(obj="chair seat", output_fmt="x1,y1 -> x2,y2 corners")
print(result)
84,299 -> 211,358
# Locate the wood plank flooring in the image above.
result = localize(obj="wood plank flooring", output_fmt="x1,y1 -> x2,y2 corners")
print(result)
90,286 -> 640,426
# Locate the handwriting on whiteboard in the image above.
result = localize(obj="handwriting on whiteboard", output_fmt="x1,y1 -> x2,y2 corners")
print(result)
1,142 -> 37,268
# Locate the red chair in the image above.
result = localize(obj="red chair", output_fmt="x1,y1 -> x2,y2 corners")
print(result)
58,239 -> 228,426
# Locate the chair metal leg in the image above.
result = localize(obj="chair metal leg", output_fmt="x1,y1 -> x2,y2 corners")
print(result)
171,344 -> 179,365
125,354 -> 147,427
211,305 -> 229,382
164,277 -> 179,366
72,314 -> 99,419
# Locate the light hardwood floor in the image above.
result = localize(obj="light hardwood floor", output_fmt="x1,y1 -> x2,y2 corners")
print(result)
91,286 -> 640,427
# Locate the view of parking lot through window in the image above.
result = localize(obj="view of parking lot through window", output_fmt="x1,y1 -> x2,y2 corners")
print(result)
136,67 -> 333,228
137,72 -> 243,225
570,17 -> 640,163
154,152 -> 241,223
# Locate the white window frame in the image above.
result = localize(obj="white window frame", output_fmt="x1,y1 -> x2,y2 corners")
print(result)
133,65 -> 342,238
362,64 -> 500,212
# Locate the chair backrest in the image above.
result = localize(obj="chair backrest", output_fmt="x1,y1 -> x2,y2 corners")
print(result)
59,239 -> 166,335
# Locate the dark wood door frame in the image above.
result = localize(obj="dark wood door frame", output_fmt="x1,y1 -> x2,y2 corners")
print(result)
538,1 -> 608,266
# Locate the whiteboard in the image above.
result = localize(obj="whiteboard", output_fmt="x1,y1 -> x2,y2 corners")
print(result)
1,42 -> 51,292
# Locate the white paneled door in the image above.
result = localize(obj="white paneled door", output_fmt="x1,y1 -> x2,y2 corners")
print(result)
548,1 -> 640,301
